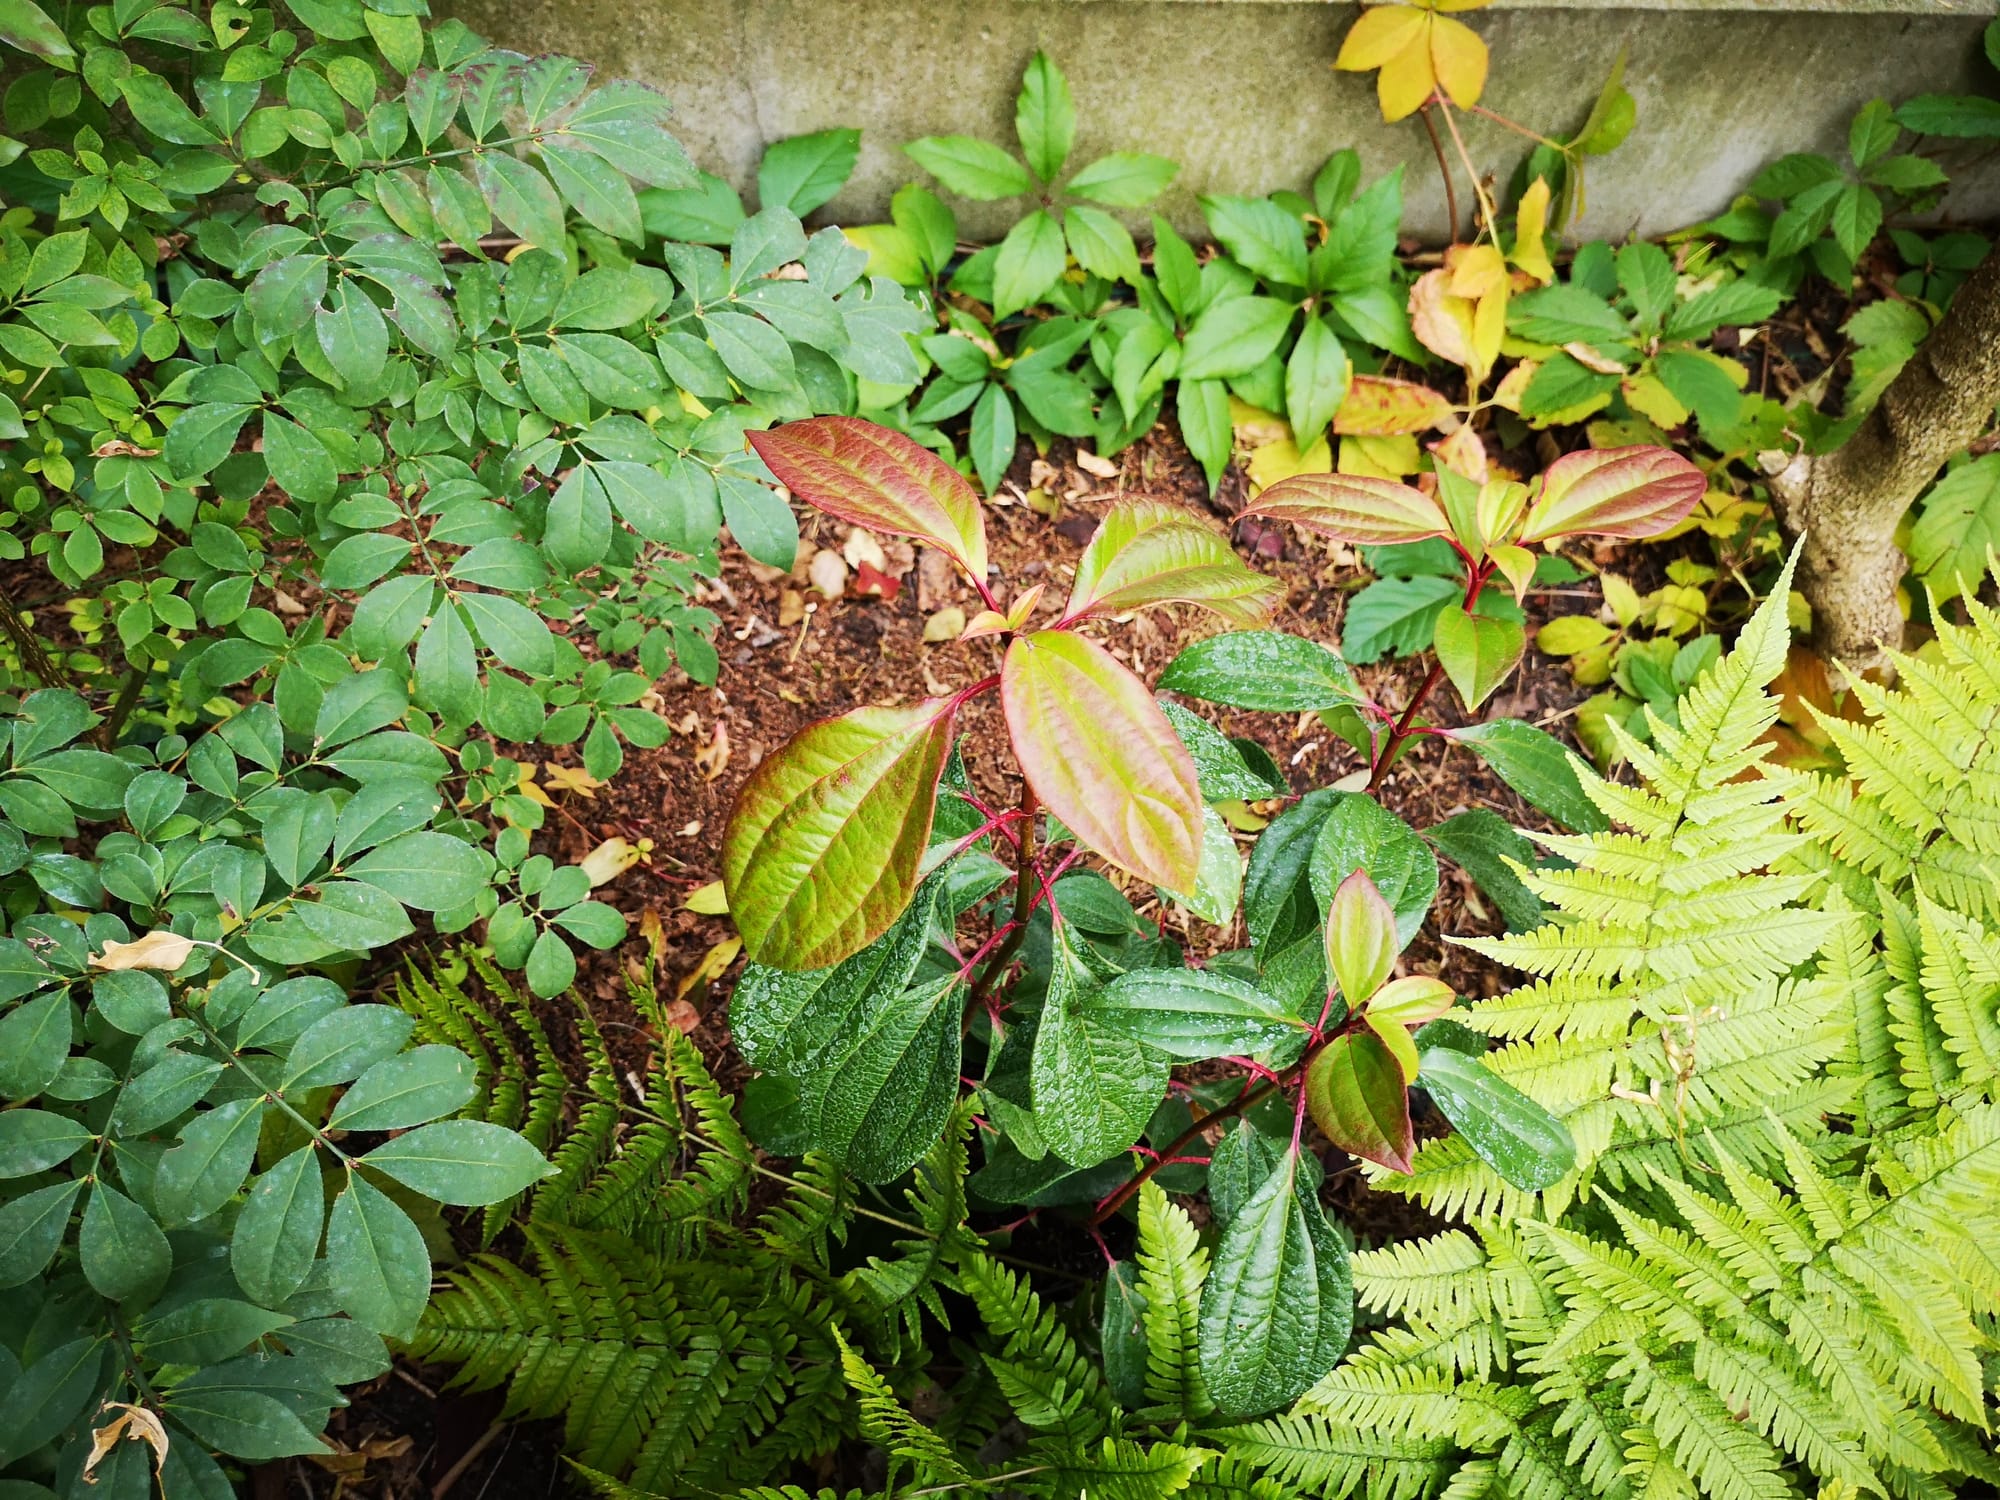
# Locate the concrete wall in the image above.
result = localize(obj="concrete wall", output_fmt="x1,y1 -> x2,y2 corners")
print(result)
444,0 -> 2000,242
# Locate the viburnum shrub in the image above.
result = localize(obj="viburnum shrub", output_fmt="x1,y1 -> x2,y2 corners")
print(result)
720,415 -> 1696,1413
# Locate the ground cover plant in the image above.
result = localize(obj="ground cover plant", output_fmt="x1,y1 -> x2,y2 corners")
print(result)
1,0 -> 1998,1494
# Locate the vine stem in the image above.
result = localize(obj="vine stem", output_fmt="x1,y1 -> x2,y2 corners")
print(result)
1419,104 -> 1461,242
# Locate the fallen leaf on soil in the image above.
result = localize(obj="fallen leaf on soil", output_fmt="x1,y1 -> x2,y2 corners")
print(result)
675,936 -> 741,1009
778,588 -> 806,626
1024,486 -> 1060,518
1075,447 -> 1118,479
684,880 -> 730,914
272,588 -> 306,615
854,560 -> 902,599
693,718 -> 731,780
90,931 -> 197,972
842,527 -> 888,572
1029,457 -> 1060,490
543,765 -> 605,799
924,606 -> 967,642
580,836 -> 650,887
916,548 -> 958,611
808,548 -> 849,599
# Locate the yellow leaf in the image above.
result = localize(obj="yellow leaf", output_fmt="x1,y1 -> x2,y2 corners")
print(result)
675,936 -> 741,1004
1489,543 -> 1538,603
1228,397 -> 1290,448
1650,583 -> 1707,637
1536,615 -> 1611,655
1511,177 -> 1555,284
1571,642 -> 1615,685
1376,30 -> 1437,122
543,764 -> 605,799
1491,360 -> 1536,412
90,931 -> 197,973
1600,573 -> 1644,628
1621,373 -> 1688,429
1429,13 -> 1489,109
1248,433 -> 1334,493
1339,434 -> 1422,479
1409,268 -> 1479,372
1335,5 -> 1430,70
580,836 -> 649,887
1429,424 -> 1489,482
1446,243 -> 1508,299
683,879 -> 730,915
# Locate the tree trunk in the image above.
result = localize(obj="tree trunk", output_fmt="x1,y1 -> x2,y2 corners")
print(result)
1765,242 -> 2000,671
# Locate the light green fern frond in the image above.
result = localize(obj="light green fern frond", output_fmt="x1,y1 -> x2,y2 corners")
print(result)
1134,1181 -> 1213,1422
835,1328 -> 970,1487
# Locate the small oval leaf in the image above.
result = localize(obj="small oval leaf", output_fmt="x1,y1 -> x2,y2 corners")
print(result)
1305,1030 -> 1415,1173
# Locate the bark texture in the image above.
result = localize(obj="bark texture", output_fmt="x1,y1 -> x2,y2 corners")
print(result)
1767,243 -> 2000,671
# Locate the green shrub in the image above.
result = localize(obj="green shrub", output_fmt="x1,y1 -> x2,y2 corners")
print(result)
0,0 -> 913,1482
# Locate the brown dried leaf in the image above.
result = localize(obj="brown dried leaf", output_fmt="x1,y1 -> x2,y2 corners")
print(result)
89,932 -> 197,973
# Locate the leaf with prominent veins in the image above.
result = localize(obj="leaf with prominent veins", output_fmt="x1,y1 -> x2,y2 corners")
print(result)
1246,473 -> 1452,546
1518,444 -> 1706,543
1063,499 -> 1282,627
723,696 -> 957,970
1002,630 -> 1203,892
748,416 -> 989,584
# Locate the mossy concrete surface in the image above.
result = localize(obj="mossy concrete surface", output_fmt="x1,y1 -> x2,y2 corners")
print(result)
441,0 -> 2000,241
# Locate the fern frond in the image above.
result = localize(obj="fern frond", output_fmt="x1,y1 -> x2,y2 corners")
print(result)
835,1328 -> 970,1487
1215,1414 -> 1454,1500
1134,1182 -> 1213,1422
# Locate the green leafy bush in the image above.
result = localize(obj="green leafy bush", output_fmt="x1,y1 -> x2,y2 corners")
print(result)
0,0 -> 922,1480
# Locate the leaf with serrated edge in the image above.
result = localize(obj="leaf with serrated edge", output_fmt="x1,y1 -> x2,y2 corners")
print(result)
1002,630 -> 1201,892
1305,1029 -> 1414,1172
1247,473 -> 1451,545
1063,499 -> 1281,627
1518,444 -> 1705,544
747,416 -> 988,585
723,696 -> 958,969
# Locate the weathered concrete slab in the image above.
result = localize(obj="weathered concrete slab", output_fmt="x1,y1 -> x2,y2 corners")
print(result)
444,0 -> 2000,241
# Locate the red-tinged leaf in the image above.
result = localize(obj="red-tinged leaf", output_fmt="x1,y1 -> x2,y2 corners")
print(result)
721,697 -> 957,970
1334,374 -> 1454,436
1002,630 -> 1202,892
1368,975 -> 1455,1026
1306,1030 -> 1415,1173
1246,472 -> 1451,546
747,417 -> 989,585
1325,869 -> 1396,1007
1517,445 -> 1706,544
1433,608 -> 1523,710
852,560 -> 901,599
1062,499 -> 1282,627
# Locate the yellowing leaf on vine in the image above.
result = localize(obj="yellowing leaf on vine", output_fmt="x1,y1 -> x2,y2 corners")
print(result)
1001,630 -> 1203,892
1335,1 -> 1491,122
1339,435 -> 1422,479
1335,374 -> 1454,437
1511,177 -> 1555,284
1411,244 -> 1508,384
1247,432 -> 1333,494
722,696 -> 959,969
1428,424 -> 1489,482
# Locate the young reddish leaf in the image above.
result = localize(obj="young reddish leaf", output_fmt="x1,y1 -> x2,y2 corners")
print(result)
1305,1030 -> 1415,1173
1246,473 -> 1450,546
722,697 -> 957,970
1334,375 -> 1454,436
1367,975 -> 1455,1027
747,416 -> 990,585
1517,445 -> 1705,544
1062,499 -> 1282,627
1002,630 -> 1202,892
1325,869 -> 1396,1007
